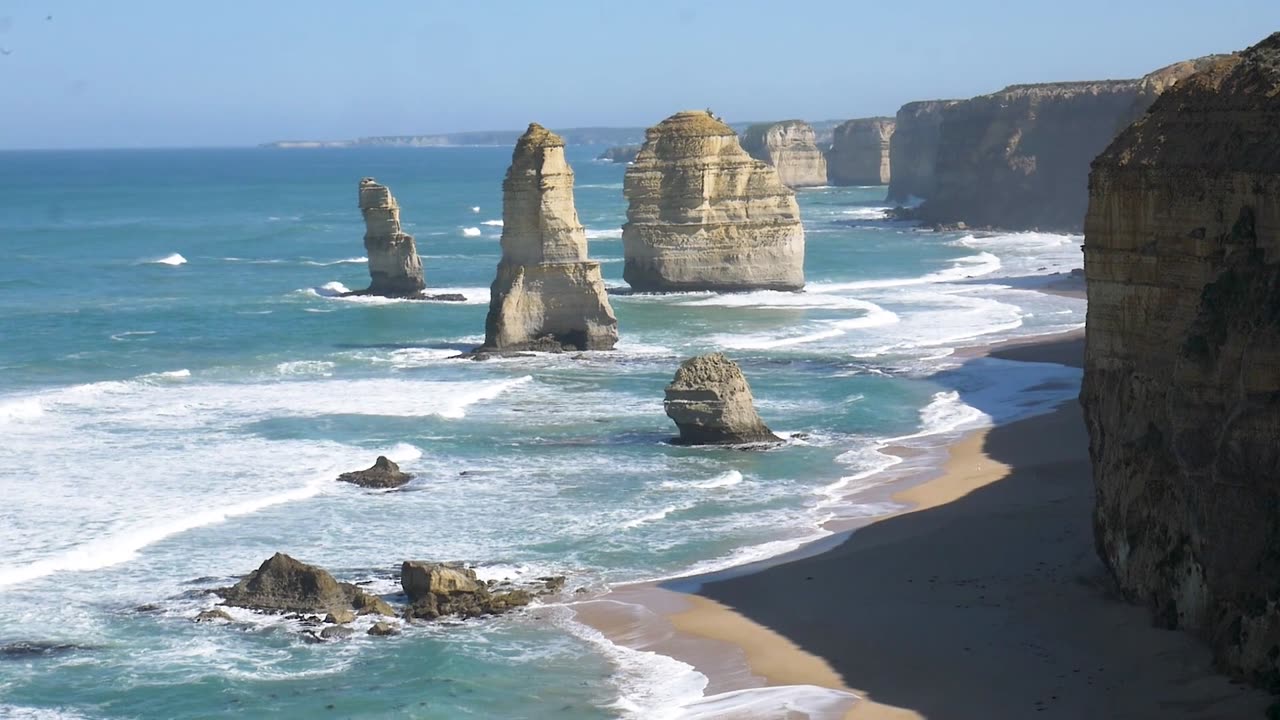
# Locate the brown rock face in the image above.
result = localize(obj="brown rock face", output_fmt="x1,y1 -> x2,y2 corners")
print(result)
663,353 -> 781,445
219,553 -> 388,616
885,101 -> 957,203
357,178 -> 427,297
622,111 -> 805,292
1081,33 -> 1280,686
827,117 -> 895,186
399,561 -> 532,620
336,456 -> 413,489
741,120 -> 829,188
482,123 -> 618,351
919,58 -> 1216,231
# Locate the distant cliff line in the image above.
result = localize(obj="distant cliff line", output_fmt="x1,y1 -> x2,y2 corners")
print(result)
261,120 -> 846,149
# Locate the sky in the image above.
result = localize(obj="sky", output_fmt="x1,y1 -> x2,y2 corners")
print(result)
0,1 -> 1277,149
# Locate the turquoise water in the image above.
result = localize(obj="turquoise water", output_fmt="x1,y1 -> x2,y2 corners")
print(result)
0,147 -> 1085,718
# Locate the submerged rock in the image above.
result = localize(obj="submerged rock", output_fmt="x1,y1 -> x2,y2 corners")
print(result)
741,120 -> 828,188
622,111 -> 805,292
481,123 -> 618,352
826,117 -> 895,187
400,561 -> 533,620
336,456 -> 413,489
193,609 -> 233,623
319,625 -> 354,640
218,553 -> 390,617
367,621 -> 400,637
663,353 -> 781,445
1081,33 -> 1280,686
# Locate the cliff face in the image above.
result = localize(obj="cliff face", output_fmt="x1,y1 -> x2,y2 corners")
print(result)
919,59 -> 1213,231
358,178 -> 426,297
622,111 -> 805,292
826,117 -> 895,186
483,124 -> 618,351
1081,33 -> 1280,685
740,120 -> 828,188
885,101 -> 957,203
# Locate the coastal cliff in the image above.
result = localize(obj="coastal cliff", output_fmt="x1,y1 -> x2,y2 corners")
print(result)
826,117 -> 894,186
482,124 -> 618,351
919,59 -> 1213,231
356,178 -> 426,297
885,101 -> 956,202
596,145 -> 640,164
622,111 -> 805,292
740,120 -> 828,188
1081,33 -> 1280,686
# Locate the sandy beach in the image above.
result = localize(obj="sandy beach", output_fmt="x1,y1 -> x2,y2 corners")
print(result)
578,332 -> 1272,718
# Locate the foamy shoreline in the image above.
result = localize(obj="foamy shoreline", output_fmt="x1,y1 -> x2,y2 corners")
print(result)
572,326 -> 1088,719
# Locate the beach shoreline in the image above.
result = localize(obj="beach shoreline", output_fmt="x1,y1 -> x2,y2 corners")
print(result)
574,327 -> 1270,718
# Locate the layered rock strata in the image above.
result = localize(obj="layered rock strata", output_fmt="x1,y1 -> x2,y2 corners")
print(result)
622,111 -> 805,292
826,117 -> 895,186
918,59 -> 1218,231
336,456 -> 413,489
346,178 -> 464,301
741,120 -> 829,188
1081,33 -> 1280,686
482,124 -> 618,352
664,353 -> 781,445
885,102 -> 957,202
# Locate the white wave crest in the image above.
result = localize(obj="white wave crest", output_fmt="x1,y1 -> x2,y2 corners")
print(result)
145,253 -> 187,266
0,398 -> 43,424
461,227 -> 482,237
812,252 -> 1001,292
712,299 -> 899,350
585,228 -> 623,240
621,505 -> 680,530
302,256 -> 366,266
481,219 -> 504,226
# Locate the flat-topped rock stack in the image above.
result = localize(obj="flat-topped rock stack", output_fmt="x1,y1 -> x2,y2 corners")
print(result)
354,178 -> 426,297
622,111 -> 805,292
741,120 -> 829,188
1081,33 -> 1280,686
481,123 -> 618,352
826,117 -> 895,187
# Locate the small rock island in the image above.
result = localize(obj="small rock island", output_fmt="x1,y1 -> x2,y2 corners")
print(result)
664,353 -> 781,445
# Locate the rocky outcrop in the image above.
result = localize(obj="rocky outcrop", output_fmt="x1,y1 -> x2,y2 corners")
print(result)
596,144 -> 641,163
1080,34 -> 1280,687
400,561 -> 533,620
664,353 -> 781,445
741,120 -> 828,188
336,456 -> 413,489
354,178 -> 426,297
218,553 -> 391,616
826,117 -> 894,186
481,124 -> 618,352
886,102 -> 957,202
622,111 -> 805,292
918,59 -> 1219,231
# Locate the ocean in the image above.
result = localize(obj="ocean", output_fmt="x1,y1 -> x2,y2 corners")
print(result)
0,146 -> 1085,718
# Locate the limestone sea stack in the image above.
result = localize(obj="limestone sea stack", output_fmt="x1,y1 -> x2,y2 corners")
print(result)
1080,33 -> 1279,685
885,101 -> 957,203
826,117 -> 895,186
741,120 -> 829,188
481,124 -> 618,352
917,58 -> 1220,231
356,178 -> 426,297
664,353 -> 781,445
622,111 -> 805,292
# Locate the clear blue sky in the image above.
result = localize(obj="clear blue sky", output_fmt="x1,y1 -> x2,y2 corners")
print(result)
1,1 -> 1276,149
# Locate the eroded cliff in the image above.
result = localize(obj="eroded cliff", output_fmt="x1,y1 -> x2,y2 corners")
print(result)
885,101 -> 956,203
622,111 -> 805,292
741,120 -> 828,188
482,124 -> 618,351
1081,33 -> 1280,686
827,117 -> 894,187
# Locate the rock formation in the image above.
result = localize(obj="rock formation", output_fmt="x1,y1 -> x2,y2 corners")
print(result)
664,353 -> 781,445
218,553 -> 393,616
622,111 -> 805,292
885,102 -> 957,203
596,144 -> 640,163
400,561 -> 533,620
741,120 -> 828,188
1081,33 -> 1279,686
354,178 -> 425,297
826,117 -> 895,186
917,58 -> 1220,231
481,124 -> 618,352
336,456 -> 413,489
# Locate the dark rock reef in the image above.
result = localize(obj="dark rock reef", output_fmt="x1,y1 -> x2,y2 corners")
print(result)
217,553 -> 394,616
336,456 -> 414,489
826,117 -> 895,187
885,101 -> 957,203
918,58 -> 1217,231
400,561 -> 533,620
1081,32 -> 1280,687
664,353 -> 781,445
